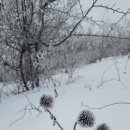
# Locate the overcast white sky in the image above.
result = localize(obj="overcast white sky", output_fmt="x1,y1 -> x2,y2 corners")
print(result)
80,0 -> 130,22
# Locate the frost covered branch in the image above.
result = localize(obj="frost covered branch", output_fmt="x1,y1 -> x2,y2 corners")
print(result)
94,4 -> 129,15
72,33 -> 130,40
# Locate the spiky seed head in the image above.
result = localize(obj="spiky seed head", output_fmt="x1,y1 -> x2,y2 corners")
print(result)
96,123 -> 110,130
40,94 -> 54,109
77,110 -> 95,128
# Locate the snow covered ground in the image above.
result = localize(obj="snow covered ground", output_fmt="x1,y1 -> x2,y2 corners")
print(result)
1,56 -> 130,130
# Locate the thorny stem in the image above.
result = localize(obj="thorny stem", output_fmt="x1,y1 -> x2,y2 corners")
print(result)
45,109 -> 64,130
73,122 -> 78,130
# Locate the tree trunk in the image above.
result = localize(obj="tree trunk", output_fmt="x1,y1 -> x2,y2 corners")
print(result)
35,42 -> 40,87
29,56 -> 35,89
19,50 -> 29,91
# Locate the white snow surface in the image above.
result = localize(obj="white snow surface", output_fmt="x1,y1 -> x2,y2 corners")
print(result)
1,56 -> 130,130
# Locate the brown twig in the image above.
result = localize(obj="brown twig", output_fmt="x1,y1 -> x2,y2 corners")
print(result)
97,61 -> 127,89
81,102 -> 130,110
9,94 -> 42,127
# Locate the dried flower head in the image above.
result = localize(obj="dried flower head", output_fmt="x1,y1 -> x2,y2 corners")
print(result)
40,94 -> 54,109
77,110 -> 95,127
96,123 -> 110,130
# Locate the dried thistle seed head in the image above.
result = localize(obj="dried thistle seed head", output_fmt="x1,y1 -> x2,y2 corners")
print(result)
96,123 -> 110,130
77,110 -> 95,128
40,94 -> 54,109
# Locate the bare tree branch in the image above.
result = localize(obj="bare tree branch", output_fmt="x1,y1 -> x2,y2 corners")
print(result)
52,0 -> 99,47
108,8 -> 130,35
72,33 -> 130,40
94,4 -> 129,15
77,0 -> 84,17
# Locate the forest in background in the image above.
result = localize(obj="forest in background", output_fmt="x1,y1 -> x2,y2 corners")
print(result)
0,0 -> 130,94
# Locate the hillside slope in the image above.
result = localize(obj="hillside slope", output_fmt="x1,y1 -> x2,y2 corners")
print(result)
0,56 -> 130,130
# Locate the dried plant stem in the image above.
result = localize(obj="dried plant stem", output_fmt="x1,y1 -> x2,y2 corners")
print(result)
45,109 -> 64,130
73,122 -> 78,130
